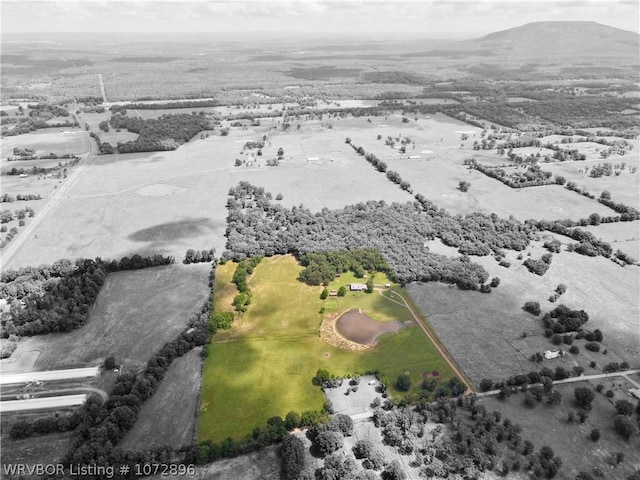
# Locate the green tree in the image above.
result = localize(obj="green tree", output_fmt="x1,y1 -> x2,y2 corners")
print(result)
396,374 -> 411,392
365,275 -> 374,293
337,286 -> 347,297
284,411 -> 301,430
320,288 -> 329,300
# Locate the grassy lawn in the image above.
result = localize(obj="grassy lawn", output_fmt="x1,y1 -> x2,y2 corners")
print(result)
199,255 -> 454,442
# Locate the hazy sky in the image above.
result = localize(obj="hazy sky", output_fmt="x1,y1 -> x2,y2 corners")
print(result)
2,0 -> 639,38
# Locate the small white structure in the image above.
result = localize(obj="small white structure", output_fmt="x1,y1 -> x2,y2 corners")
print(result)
1,394 -> 87,413
350,283 -> 367,291
0,367 -> 100,385
544,350 -> 560,360
408,155 -> 420,159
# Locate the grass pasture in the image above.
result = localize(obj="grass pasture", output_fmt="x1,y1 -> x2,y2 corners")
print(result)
481,379 -> 640,479
582,221 -> 640,260
542,158 -> 640,208
0,129 -> 88,159
342,113 -> 617,220
407,240 -> 640,385
7,263 -> 211,370
2,117 -> 415,270
120,347 -> 203,451
199,255 -> 455,442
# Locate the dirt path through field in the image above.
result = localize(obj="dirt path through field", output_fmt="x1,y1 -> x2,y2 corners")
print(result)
380,288 -> 475,393
1,131 -> 97,270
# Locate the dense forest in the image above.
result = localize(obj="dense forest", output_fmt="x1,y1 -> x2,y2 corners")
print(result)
223,182 -> 537,290
0,254 -> 174,337
108,112 -> 215,153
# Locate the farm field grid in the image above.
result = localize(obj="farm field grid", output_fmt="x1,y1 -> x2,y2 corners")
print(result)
1,8 -> 640,480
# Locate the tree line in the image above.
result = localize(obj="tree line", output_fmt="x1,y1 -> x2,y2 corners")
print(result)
63,289 -> 214,473
1,255 -> 174,337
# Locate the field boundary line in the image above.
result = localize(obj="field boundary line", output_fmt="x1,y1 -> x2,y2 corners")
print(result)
387,287 -> 476,393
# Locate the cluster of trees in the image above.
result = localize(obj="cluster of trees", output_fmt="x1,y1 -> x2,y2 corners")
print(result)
532,220 -> 613,259
65,294 -> 214,469
1,255 -> 174,337
243,140 -> 264,150
597,195 -> 640,220
183,248 -> 215,264
6,158 -> 79,176
199,409 -> 329,464
298,249 -> 395,286
422,396 -> 562,478
1,207 -> 34,223
523,253 -> 553,276
209,312 -> 234,331
10,411 -> 79,440
224,182 -> 540,290
473,163 -> 555,188
542,305 -> 590,335
230,257 -> 262,313
89,131 -> 116,155
480,369 -> 565,400
1,193 -> 42,203
112,99 -> 221,110
2,118 -> 67,137
27,103 -> 70,118
108,112 -> 215,153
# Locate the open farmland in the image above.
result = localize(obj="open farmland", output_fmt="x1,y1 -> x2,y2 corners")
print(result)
407,240 -> 640,384
120,347 -> 203,451
199,255 -> 455,442
480,379 -> 640,479
6,263 -> 211,370
542,156 -> 640,207
343,114 -> 618,220
2,119 -> 414,269
581,221 -> 640,260
0,129 -> 88,160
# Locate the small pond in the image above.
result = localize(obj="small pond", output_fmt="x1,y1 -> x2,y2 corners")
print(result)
336,309 -> 406,345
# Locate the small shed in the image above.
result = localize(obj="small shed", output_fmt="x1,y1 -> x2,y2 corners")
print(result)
350,283 -> 367,291
544,350 -> 560,360
329,290 -> 338,297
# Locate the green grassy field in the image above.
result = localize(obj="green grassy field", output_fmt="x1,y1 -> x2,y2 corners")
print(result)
199,255 -> 454,442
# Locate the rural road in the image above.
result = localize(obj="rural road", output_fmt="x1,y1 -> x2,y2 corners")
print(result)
475,369 -> 640,398
0,130 -> 97,271
380,288 -> 475,394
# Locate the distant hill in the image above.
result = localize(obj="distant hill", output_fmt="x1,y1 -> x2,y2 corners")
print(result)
465,21 -> 639,59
